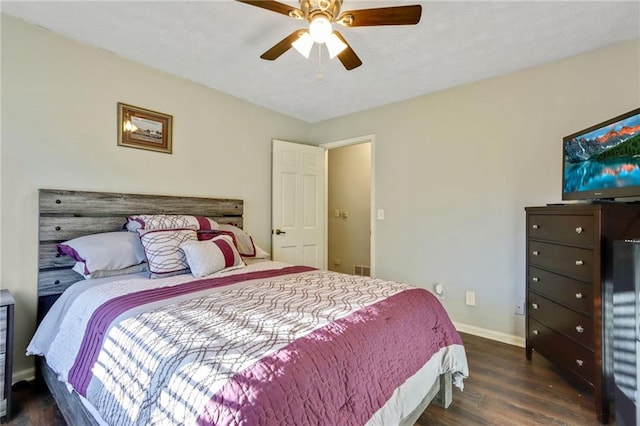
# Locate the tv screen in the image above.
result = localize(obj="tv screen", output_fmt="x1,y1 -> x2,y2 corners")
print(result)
562,107 -> 640,201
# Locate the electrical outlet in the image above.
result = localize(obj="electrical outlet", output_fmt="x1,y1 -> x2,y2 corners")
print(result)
514,302 -> 525,315
465,291 -> 476,306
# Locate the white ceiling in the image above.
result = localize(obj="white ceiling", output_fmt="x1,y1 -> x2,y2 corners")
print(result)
2,1 -> 639,123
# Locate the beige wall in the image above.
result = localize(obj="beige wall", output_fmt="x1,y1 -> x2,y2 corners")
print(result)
327,143 -> 371,274
311,40 -> 640,342
3,12 -> 640,382
1,14 -> 310,379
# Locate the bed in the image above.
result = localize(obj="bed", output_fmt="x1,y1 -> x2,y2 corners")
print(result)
29,189 -> 469,425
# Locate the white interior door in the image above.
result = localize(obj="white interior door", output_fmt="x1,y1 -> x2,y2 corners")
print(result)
272,140 -> 326,268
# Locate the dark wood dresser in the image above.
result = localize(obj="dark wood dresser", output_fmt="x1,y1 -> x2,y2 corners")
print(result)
525,203 -> 640,424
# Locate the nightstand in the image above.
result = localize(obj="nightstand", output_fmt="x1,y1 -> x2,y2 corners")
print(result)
0,290 -> 14,423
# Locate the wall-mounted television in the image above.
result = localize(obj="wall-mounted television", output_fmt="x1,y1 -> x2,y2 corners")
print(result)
563,107 -> 640,201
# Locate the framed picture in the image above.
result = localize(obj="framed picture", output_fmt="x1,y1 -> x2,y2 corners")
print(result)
117,103 -> 173,154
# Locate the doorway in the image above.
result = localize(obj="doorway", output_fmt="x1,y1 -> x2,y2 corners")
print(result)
321,135 -> 374,277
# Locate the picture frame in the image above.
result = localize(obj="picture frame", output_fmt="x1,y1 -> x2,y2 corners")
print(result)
117,103 -> 173,154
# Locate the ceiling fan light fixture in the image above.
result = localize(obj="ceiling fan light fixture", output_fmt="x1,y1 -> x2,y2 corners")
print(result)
309,16 -> 332,43
326,33 -> 347,59
317,0 -> 332,11
288,9 -> 304,19
292,32 -> 314,58
337,14 -> 353,26
238,0 -> 421,71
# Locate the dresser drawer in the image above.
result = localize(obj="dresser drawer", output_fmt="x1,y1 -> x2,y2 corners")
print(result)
528,240 -> 594,282
528,214 -> 594,247
528,266 -> 593,315
528,292 -> 593,349
528,318 -> 595,386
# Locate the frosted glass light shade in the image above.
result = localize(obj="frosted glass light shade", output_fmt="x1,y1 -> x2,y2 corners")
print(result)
309,16 -> 332,43
326,33 -> 347,59
292,32 -> 313,58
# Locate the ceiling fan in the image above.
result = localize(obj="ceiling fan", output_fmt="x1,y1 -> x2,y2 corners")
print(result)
237,0 -> 422,70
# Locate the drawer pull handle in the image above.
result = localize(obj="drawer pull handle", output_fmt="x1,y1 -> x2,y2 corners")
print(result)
575,226 -> 584,234
532,250 -> 539,256
575,292 -> 583,299
531,303 -> 539,309
576,359 -> 584,367
532,330 -> 539,335
55,226 -> 61,231
532,277 -> 540,282
532,224 -> 539,229
54,280 -> 60,285
575,260 -> 584,266
576,325 -> 584,333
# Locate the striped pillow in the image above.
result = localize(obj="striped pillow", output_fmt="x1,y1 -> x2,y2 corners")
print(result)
127,214 -> 219,232
138,228 -> 198,278
180,235 -> 244,278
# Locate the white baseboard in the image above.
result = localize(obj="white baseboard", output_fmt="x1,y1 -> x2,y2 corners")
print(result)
454,322 -> 525,348
13,367 -> 36,384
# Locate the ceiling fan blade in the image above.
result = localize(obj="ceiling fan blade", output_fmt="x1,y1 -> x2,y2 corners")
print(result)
236,0 -> 303,18
337,5 -> 422,27
333,31 -> 362,70
260,30 -> 305,60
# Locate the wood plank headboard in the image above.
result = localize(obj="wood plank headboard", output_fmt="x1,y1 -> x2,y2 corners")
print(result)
38,189 -> 243,318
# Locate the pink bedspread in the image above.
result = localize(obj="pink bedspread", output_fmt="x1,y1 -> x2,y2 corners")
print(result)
32,264 -> 468,425
199,288 -> 462,425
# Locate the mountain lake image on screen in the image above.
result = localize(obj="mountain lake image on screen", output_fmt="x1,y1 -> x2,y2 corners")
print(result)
563,108 -> 640,200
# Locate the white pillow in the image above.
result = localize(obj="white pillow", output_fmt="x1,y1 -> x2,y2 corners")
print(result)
254,244 -> 270,259
215,224 -> 270,259
217,224 -> 257,256
72,262 -> 148,279
57,232 -> 146,275
138,228 -> 198,278
181,235 -> 244,278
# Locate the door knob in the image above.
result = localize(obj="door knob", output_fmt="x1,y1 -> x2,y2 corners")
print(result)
274,229 -> 286,235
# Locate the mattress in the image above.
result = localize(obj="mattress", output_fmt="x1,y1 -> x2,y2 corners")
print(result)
28,261 -> 468,425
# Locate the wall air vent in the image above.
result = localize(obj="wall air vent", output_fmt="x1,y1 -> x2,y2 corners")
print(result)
353,265 -> 371,277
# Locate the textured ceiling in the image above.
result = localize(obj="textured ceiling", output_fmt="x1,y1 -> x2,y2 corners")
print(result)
2,1 -> 639,123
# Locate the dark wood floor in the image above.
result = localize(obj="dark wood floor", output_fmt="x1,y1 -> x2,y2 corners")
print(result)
7,333 -> 610,425
7,380 -> 65,426
418,333 -> 610,425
